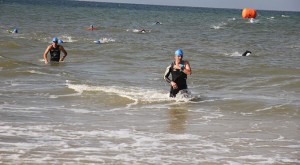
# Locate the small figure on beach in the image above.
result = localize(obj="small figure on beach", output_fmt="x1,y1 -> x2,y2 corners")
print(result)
164,49 -> 192,97
43,37 -> 68,64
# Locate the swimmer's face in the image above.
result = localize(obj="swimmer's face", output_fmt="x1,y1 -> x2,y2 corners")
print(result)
174,55 -> 183,62
175,55 -> 183,59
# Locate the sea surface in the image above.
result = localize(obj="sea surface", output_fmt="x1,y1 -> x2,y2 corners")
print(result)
1,0 -> 300,164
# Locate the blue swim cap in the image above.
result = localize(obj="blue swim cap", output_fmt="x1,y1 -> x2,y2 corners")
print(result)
175,49 -> 183,56
58,39 -> 64,44
13,29 -> 18,33
52,37 -> 58,42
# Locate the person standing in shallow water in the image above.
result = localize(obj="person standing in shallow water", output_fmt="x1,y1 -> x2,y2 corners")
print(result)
164,49 -> 192,97
43,37 -> 67,64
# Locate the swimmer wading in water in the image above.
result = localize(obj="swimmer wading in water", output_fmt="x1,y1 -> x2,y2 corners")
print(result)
43,37 -> 67,64
164,49 -> 192,97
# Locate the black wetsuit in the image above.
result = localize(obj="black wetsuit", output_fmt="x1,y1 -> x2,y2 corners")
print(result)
49,45 -> 60,62
164,61 -> 187,97
242,50 -> 251,56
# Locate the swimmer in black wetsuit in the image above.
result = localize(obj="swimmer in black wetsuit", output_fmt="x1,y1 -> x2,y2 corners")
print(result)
43,37 -> 67,64
242,50 -> 251,56
164,49 -> 192,97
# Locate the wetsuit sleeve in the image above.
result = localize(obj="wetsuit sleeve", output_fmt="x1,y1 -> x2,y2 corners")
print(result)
164,64 -> 172,84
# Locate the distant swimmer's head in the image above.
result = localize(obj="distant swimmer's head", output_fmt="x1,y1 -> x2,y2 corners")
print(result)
52,37 -> 58,43
242,50 -> 252,56
12,28 -> 18,33
90,25 -> 94,28
94,40 -> 101,44
58,39 -> 64,44
175,49 -> 184,57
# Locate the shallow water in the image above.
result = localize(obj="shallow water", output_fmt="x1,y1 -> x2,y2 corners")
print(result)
0,0 -> 300,164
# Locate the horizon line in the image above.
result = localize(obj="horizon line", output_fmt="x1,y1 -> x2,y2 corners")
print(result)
75,0 -> 300,12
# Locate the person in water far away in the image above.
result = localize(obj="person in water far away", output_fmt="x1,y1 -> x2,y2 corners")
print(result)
164,49 -> 192,97
43,37 -> 67,64
140,29 -> 146,33
87,25 -> 96,30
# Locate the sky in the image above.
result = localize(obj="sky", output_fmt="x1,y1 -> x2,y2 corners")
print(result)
79,0 -> 300,12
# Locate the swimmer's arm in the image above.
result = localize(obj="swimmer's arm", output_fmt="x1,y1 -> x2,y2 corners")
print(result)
59,46 -> 68,62
182,61 -> 191,75
164,64 -> 178,89
164,64 -> 172,84
43,45 -> 51,64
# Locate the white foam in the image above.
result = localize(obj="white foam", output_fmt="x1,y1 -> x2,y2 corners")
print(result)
127,29 -> 150,33
285,145 -> 300,149
241,112 -> 253,116
127,29 -> 139,33
66,108 -> 92,113
225,51 -> 243,57
248,18 -> 259,24
1,123 -> 298,164
65,81 -> 205,106
281,15 -> 290,18
255,104 -> 285,112
133,29 -> 140,33
211,22 -> 227,29
60,35 -> 76,43
49,92 -> 81,98
98,37 -> 115,43
228,18 -> 236,21
225,51 -> 253,57
211,25 -> 221,29
65,80 -> 170,103
26,70 -> 49,75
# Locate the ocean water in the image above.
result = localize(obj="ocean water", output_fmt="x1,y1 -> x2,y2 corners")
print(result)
1,0 -> 300,164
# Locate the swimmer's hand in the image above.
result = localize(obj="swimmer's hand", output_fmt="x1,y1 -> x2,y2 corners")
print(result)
174,64 -> 184,71
179,64 -> 184,71
174,64 -> 181,70
171,81 -> 178,89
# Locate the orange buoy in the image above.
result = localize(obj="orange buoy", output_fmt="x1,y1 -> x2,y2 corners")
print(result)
242,8 -> 257,19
